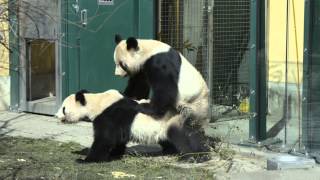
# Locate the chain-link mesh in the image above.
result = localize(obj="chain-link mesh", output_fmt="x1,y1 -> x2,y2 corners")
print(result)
158,0 -> 251,121
211,0 -> 250,118
158,0 -> 209,82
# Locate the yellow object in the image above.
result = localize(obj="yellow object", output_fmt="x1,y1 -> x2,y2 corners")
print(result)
111,171 -> 136,179
239,98 -> 249,113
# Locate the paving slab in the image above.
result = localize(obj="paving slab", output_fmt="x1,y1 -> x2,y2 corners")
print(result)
217,169 -> 320,180
0,111 -> 93,147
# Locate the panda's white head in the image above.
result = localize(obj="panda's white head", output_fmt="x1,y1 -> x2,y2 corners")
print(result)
114,35 -> 142,77
55,89 -> 123,123
113,34 -> 171,77
55,90 -> 91,123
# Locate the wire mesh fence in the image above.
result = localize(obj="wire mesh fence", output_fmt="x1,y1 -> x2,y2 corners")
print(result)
211,0 -> 250,120
158,0 -> 251,122
158,0 -> 209,82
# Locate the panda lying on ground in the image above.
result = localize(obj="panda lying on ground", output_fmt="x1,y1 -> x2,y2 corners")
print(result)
55,89 -> 211,163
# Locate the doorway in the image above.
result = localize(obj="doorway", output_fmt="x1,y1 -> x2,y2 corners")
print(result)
21,39 -> 58,115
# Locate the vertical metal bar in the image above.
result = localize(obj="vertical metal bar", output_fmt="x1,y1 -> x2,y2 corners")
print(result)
176,0 -> 179,44
157,0 -> 162,40
291,0 -> 302,149
284,0 -> 290,144
249,0 -> 258,141
56,0 -> 62,108
9,0 -> 20,111
258,0 -> 267,141
249,0 -> 267,141
302,0 -> 312,150
28,41 -> 32,101
208,0 -> 214,121
60,0 -> 68,100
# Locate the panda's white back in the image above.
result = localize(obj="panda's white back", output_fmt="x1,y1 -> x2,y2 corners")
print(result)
177,54 -> 209,103
130,113 -> 181,144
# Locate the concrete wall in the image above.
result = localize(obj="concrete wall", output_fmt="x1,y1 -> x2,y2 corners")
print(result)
267,0 -> 304,84
0,0 -> 10,110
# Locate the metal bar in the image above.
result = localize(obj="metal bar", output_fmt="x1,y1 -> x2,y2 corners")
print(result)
291,0 -> 302,149
284,0 -> 290,145
249,0 -> 267,141
258,0 -> 267,141
9,0 -> 20,111
60,0 -> 68,100
302,0 -> 312,150
208,0 -> 214,121
249,0 -> 258,141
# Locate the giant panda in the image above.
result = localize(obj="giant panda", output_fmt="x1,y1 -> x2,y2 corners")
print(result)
113,35 -> 209,126
55,89 -> 211,163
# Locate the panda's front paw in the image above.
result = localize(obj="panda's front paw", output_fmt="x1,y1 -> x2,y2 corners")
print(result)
136,99 -> 150,104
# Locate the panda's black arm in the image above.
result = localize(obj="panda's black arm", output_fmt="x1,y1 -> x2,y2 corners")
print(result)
136,50 -> 180,118
137,85 -> 177,118
123,71 -> 150,100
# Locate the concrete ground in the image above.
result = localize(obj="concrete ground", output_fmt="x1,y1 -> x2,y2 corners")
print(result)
0,111 -> 92,147
0,110 -> 320,180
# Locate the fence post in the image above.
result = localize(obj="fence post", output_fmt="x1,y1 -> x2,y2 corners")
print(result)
9,0 -> 20,112
249,0 -> 267,141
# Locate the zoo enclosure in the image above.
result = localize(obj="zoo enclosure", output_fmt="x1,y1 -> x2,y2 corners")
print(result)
5,0 -> 320,157
157,0 -> 263,142
158,0 -> 320,159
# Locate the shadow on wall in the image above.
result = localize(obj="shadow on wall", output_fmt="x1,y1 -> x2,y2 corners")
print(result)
267,82 -> 301,120
0,76 -> 10,110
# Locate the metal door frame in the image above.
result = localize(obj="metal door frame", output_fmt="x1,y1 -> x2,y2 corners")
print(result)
17,0 -> 62,115
18,38 -> 60,115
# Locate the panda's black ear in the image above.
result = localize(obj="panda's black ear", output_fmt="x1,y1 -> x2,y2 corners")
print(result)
126,37 -> 139,51
115,34 -> 123,45
75,90 -> 88,106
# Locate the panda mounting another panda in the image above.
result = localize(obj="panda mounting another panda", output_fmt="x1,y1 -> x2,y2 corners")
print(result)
56,89 -> 211,163
113,35 -> 209,126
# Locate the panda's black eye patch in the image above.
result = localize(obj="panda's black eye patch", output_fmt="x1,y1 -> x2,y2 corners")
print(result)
119,62 -> 130,75
62,107 -> 66,115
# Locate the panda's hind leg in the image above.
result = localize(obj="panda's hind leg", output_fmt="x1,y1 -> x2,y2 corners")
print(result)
178,97 -> 209,126
167,125 -> 211,163
184,126 -> 212,163
109,144 -> 126,160
77,137 -> 113,163
159,140 -> 179,155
